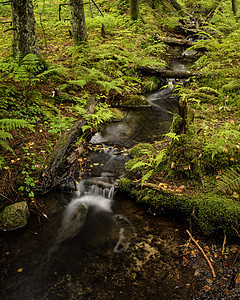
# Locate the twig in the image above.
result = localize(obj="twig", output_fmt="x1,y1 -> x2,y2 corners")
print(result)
91,0 -> 104,17
222,232 -> 226,256
33,202 -> 50,221
186,230 -> 216,279
0,192 -> 13,202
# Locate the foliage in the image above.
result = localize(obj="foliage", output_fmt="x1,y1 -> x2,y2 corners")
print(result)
0,53 -> 45,84
0,119 -> 34,168
128,186 -> 240,237
216,168 -> 240,195
126,143 -> 166,184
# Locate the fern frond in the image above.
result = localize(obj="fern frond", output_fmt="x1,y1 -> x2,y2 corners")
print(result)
216,168 -> 240,194
37,64 -> 69,78
68,79 -> 87,88
130,161 -> 151,171
0,130 -> 12,140
0,119 -> 33,131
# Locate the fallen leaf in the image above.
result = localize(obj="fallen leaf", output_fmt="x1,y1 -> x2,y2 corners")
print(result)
203,285 -> 211,291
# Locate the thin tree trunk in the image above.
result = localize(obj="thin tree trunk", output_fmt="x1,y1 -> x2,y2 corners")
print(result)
11,0 -> 40,58
130,0 -> 140,20
69,0 -> 87,46
232,0 -> 238,15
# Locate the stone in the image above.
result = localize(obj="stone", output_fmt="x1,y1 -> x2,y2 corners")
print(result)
0,201 -> 30,231
114,95 -> 150,108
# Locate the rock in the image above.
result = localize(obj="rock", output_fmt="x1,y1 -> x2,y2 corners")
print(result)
0,201 -> 30,231
113,95 -> 150,108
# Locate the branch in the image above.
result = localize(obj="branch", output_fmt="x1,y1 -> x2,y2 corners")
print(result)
186,230 -> 216,279
138,66 -> 206,79
91,0 -> 104,17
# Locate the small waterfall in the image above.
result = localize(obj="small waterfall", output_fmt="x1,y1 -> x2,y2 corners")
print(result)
56,179 -> 115,244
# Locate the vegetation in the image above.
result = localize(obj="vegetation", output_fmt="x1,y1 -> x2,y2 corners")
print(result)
0,0 -> 240,238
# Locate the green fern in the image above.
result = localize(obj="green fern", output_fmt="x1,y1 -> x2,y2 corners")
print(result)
216,168 -> 240,194
37,64 -> 69,79
96,79 -> 123,93
0,119 -> 34,163
0,119 -> 33,131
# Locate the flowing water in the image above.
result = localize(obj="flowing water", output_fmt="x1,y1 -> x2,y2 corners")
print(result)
0,64 -> 202,299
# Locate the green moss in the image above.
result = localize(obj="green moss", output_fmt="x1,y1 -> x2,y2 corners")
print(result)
117,178 -> 132,192
171,114 -> 183,134
129,186 -> 240,237
120,95 -> 150,107
109,108 -> 124,122
129,143 -> 155,158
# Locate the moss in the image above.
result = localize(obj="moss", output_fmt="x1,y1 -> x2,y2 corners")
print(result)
171,114 -> 183,134
125,158 -> 141,172
109,108 -> 124,122
117,178 -> 132,192
128,186 -> 240,237
120,95 -> 150,107
129,143 -> 155,158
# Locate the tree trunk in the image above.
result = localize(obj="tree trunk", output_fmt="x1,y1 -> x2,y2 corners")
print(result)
69,0 -> 87,46
130,0 -> 140,20
232,0 -> 238,15
11,0 -> 40,58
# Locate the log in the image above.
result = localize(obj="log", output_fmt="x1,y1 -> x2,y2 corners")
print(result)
157,36 -> 194,47
138,66 -> 204,79
41,96 -> 96,190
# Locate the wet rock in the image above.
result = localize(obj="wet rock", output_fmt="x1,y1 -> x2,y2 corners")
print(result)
0,201 -> 30,231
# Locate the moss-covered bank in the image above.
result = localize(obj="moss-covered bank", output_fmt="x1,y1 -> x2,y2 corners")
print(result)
118,178 -> 240,238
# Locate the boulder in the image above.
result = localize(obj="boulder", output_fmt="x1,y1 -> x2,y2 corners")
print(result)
0,201 -> 30,231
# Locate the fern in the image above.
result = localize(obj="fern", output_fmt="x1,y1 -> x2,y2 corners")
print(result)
96,79 -> 123,93
0,119 -> 34,131
37,64 -> 69,78
0,118 -> 34,168
216,168 -> 240,194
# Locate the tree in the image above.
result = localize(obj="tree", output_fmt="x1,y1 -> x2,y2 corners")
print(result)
232,0 -> 238,15
69,0 -> 87,46
130,0 -> 140,20
11,0 -> 40,58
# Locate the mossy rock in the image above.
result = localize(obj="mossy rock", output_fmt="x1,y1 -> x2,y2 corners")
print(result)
109,108 -> 124,122
129,143 -> 155,158
0,201 -> 30,231
119,95 -> 150,108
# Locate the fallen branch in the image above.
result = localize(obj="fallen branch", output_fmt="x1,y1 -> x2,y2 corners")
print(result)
41,96 -> 96,191
138,66 -> 205,79
186,230 -> 216,280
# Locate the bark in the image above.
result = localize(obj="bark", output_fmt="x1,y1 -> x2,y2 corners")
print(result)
11,0 -> 40,58
232,0 -> 238,15
130,0 -> 140,20
42,96 -> 96,190
69,0 -> 87,46
138,66 -> 204,79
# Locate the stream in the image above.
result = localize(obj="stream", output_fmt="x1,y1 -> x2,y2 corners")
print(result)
1,61 -> 213,299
